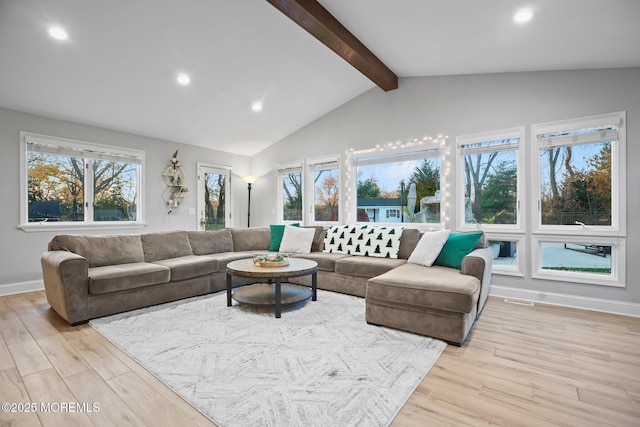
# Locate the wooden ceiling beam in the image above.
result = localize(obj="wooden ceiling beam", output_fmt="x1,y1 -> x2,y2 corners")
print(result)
266,0 -> 398,91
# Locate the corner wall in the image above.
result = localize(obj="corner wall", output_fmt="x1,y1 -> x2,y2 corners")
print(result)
0,108 -> 250,292
249,68 -> 640,308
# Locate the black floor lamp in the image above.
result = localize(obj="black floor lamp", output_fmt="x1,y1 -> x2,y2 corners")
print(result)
242,175 -> 257,227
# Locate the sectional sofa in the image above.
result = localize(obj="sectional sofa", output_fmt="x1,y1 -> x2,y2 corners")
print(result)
41,226 -> 493,344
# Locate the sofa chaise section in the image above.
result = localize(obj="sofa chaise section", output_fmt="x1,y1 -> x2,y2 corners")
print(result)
366,247 -> 493,344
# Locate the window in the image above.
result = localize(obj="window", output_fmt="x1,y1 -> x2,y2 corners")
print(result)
198,164 -> 231,230
20,133 -> 143,230
531,112 -> 626,286
532,236 -> 625,287
484,234 -> 524,277
533,112 -> 625,235
277,161 -> 303,222
351,144 -> 442,225
386,209 -> 400,218
456,127 -> 524,230
307,156 -> 340,224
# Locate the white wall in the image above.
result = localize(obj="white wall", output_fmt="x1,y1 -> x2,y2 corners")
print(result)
250,68 -> 640,308
0,108 -> 250,290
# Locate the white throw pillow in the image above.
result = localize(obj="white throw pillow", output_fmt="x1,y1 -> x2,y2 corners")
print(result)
279,225 -> 316,254
408,229 -> 451,267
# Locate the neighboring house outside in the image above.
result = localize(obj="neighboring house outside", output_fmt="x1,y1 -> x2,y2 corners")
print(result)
357,198 -> 404,223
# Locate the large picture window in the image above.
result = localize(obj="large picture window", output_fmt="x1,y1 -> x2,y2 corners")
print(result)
20,133 -> 143,230
456,127 -> 524,230
352,145 -> 441,225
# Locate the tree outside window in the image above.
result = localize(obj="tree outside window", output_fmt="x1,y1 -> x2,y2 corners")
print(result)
355,154 -> 441,224
28,152 -> 138,222
282,171 -> 302,221
313,168 -> 339,221
203,171 -> 226,230
540,141 -> 611,226
461,140 -> 518,225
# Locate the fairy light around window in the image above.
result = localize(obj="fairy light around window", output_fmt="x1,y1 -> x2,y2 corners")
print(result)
344,135 -> 450,225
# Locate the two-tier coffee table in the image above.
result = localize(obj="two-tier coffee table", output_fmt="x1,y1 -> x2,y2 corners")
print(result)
226,258 -> 318,318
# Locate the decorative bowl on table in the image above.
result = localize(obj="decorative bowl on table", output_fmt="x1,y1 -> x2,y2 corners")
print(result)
253,253 -> 290,267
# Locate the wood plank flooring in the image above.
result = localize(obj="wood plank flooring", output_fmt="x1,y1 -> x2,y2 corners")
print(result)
1,291 -> 639,426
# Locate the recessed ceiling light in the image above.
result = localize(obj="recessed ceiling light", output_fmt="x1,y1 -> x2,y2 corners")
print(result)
514,8 -> 535,23
251,101 -> 263,112
48,26 -> 68,40
176,73 -> 191,86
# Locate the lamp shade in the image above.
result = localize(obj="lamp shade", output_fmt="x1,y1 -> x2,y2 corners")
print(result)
242,175 -> 258,184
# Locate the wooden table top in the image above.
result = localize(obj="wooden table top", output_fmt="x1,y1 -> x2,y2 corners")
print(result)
226,257 -> 318,278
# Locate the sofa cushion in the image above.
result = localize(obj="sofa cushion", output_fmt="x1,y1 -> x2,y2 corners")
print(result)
49,234 -> 145,268
291,252 -> 350,272
397,228 -> 422,259
367,263 -> 480,314
152,255 -> 218,282
323,225 -> 405,258
304,226 -> 326,252
141,231 -> 193,262
335,256 -> 407,278
230,227 -> 271,251
188,229 -> 234,255
88,263 -> 170,294
434,232 -> 483,270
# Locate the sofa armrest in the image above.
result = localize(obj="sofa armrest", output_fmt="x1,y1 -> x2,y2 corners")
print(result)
41,251 -> 89,324
461,248 -> 494,314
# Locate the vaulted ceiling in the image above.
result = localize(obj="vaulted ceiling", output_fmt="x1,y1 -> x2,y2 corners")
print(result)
1,0 -> 639,156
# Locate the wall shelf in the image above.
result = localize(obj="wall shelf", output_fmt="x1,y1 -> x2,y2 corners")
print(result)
161,164 -> 187,207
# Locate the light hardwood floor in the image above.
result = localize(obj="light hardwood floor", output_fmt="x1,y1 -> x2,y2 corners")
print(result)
1,291 -> 639,426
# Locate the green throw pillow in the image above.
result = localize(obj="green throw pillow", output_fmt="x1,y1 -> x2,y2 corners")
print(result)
434,232 -> 483,270
269,223 -> 299,251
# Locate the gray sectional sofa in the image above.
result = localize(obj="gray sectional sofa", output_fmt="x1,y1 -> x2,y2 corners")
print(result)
41,226 -> 492,344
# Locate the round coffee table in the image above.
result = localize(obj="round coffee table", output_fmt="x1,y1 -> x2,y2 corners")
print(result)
226,258 -> 318,318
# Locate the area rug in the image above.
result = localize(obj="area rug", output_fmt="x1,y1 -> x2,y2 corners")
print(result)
90,289 -> 446,427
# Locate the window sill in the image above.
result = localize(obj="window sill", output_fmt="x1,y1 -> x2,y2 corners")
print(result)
18,222 -> 147,233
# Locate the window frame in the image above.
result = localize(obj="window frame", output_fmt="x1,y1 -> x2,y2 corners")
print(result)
306,155 -> 341,226
455,126 -> 525,233
19,132 -> 145,232
483,232 -> 525,277
276,160 -> 304,224
348,141 -> 444,229
531,111 -> 626,237
531,235 -> 626,287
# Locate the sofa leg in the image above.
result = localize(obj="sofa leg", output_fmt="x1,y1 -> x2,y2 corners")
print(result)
70,320 -> 89,326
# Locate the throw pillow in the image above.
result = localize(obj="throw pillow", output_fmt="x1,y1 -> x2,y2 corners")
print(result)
434,232 -> 483,270
279,225 -> 316,254
269,223 -> 299,251
407,229 -> 451,267
323,225 -> 404,258
323,225 -> 366,255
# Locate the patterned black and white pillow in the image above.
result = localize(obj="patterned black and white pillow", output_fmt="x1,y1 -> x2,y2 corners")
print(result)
323,225 -> 404,258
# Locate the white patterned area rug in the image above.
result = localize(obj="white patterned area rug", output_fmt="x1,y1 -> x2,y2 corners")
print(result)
90,289 -> 446,427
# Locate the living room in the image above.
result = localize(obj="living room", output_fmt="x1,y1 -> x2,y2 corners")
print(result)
1,1 -> 640,426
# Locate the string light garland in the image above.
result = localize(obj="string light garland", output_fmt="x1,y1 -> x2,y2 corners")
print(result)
344,134 -> 450,226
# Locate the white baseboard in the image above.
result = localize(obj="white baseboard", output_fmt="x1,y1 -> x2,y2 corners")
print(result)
0,280 -> 44,297
490,285 -> 640,318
